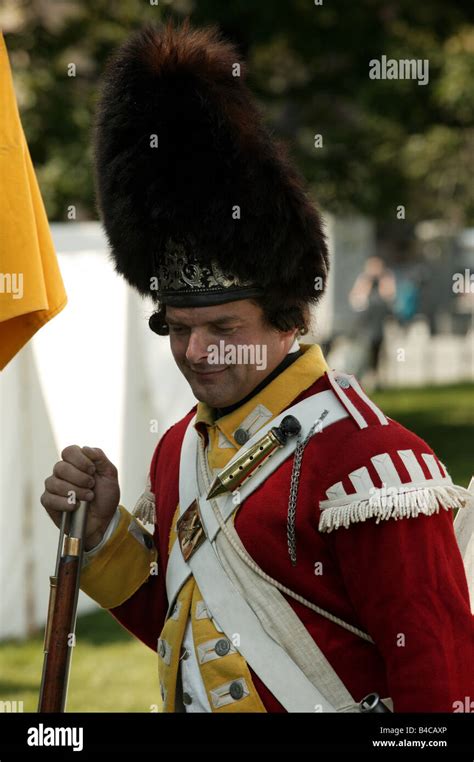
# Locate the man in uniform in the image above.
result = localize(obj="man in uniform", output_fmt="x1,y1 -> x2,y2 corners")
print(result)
41,20 -> 473,713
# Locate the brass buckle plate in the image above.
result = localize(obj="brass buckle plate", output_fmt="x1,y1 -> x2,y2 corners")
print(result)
176,500 -> 205,561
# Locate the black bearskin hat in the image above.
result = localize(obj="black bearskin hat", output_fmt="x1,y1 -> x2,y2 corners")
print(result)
93,19 -> 329,309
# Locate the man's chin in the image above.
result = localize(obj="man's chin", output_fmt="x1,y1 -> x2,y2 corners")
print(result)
188,382 -> 235,408
191,388 -> 232,407
182,367 -> 240,407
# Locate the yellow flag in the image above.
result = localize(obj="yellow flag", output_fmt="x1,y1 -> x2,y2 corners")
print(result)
0,33 -> 67,370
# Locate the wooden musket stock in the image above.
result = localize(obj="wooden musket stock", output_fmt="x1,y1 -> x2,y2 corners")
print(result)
38,501 -> 88,712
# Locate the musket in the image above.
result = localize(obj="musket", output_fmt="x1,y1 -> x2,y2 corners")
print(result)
38,500 -> 89,712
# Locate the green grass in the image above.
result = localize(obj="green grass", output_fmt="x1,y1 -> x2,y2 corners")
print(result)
0,609 -> 159,712
1,383 -> 472,712
372,383 -> 474,487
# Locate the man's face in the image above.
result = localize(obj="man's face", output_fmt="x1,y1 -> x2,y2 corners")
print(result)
167,299 -> 296,408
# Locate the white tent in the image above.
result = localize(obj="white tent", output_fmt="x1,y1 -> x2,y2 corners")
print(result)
0,222 -> 195,640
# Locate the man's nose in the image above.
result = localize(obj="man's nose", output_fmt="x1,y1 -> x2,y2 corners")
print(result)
185,330 -> 210,365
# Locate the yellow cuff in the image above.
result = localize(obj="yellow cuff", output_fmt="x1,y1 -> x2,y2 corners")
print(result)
80,505 -> 157,609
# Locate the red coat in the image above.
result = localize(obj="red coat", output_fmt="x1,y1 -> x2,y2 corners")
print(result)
110,372 -> 473,712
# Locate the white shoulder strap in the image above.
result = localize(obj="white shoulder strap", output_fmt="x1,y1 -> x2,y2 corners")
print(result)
167,389 -> 349,612
204,471 -> 360,712
188,506 -> 347,711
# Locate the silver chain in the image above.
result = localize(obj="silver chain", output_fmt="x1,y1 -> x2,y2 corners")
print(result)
198,423 -> 373,643
287,409 -> 329,566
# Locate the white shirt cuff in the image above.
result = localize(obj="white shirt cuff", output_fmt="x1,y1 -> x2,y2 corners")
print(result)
83,506 -> 121,559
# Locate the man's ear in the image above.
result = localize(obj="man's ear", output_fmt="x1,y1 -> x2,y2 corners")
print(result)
281,329 -> 299,348
149,306 -> 169,335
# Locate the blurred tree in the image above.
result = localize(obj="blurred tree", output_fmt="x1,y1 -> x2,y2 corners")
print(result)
3,0 -> 474,224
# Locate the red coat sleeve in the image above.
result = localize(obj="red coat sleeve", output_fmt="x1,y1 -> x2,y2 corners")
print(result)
324,426 -> 474,712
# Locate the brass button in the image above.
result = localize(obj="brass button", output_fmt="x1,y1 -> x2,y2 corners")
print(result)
234,428 -> 249,445
229,681 -> 244,700
215,638 -> 231,657
183,692 -> 193,705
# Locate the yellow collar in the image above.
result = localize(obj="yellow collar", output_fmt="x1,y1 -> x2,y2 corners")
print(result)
194,343 -> 328,446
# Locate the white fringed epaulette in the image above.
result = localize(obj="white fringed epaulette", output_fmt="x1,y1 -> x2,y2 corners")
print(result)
132,473 -> 156,527
318,450 -> 474,533
319,482 -> 472,532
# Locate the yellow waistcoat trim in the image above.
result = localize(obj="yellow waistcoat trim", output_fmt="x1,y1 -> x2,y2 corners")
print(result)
189,579 -> 266,713
158,576 -> 194,712
158,553 -> 266,713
